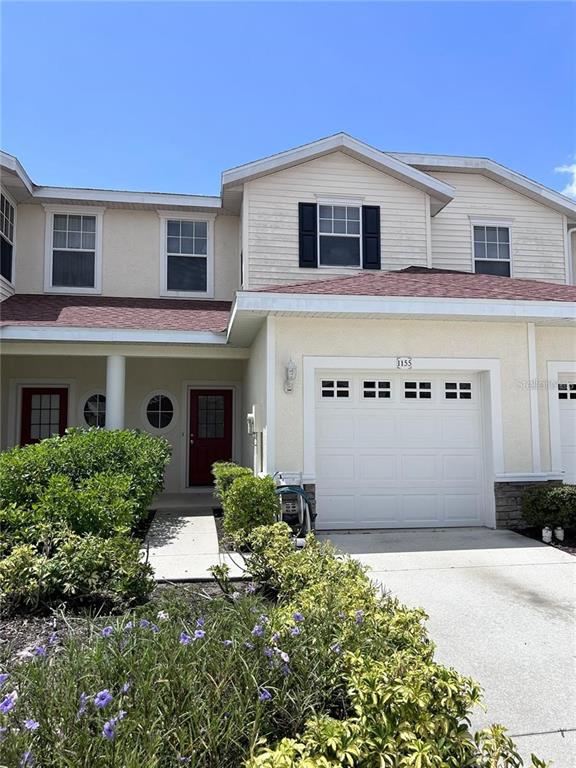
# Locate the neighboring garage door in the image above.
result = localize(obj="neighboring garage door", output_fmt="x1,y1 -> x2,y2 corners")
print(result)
558,376 -> 576,483
314,371 -> 487,529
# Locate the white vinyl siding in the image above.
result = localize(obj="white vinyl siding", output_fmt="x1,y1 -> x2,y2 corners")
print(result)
427,171 -> 567,283
243,152 -> 428,288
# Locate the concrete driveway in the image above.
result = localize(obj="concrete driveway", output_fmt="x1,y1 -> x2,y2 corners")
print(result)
319,528 -> 575,768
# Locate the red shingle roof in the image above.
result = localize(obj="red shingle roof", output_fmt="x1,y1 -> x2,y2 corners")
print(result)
255,267 -> 576,303
0,295 -> 231,332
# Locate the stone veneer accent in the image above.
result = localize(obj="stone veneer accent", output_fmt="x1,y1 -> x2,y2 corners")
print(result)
494,480 -> 563,529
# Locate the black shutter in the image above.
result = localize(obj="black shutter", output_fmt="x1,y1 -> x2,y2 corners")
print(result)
299,202 -> 318,268
362,206 -> 381,270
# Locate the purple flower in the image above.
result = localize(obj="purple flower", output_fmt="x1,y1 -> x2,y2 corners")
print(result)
196,617 -> 205,627
94,689 -> 113,709
222,640 -> 233,647
124,621 -> 133,632
151,624 -> 160,634
338,611 -> 346,620
246,582 -> 257,594
24,719 -> 39,731
101,626 -> 114,638
180,632 -> 192,645
121,681 -> 131,694
251,624 -> 264,637
48,632 -> 58,645
0,693 -> 16,714
278,650 -> 290,663
293,612 -> 304,622
20,750 -> 34,767
33,646 -> 46,657
102,719 -> 116,741
281,664 -> 291,676
139,619 -> 150,629
259,614 -> 269,624
179,758 -> 191,764
290,626 -> 301,637
263,646 -> 273,658
258,687 -> 272,702
76,692 -> 88,719
244,641 -> 255,650
355,610 -> 364,625
193,629 -> 206,640
271,632 -> 280,643
0,673 -> 9,687
0,726 -> 8,742
330,642 -> 341,654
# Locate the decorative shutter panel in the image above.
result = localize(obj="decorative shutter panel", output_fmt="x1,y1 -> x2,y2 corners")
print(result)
299,203 -> 318,268
362,205 -> 381,270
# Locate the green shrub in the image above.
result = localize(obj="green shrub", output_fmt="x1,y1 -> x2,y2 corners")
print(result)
521,483 -> 576,528
222,474 -> 279,539
0,535 -> 154,614
0,428 -> 171,518
212,461 -> 252,502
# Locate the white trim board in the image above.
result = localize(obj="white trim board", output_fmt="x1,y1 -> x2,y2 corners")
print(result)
0,326 -> 229,345
547,361 -> 576,473
301,355 -> 504,528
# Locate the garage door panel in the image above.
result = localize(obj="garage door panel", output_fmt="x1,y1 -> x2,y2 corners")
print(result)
357,454 -> 398,482
317,412 -> 355,445
315,372 -> 486,529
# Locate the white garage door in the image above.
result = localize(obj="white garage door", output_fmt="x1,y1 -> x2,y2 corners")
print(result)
559,376 -> 576,483
315,372 -> 487,529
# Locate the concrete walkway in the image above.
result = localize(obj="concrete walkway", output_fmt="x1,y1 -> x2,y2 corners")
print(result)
319,528 -> 575,768
143,494 -> 246,581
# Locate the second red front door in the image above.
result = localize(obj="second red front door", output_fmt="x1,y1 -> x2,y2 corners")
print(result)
188,389 -> 233,486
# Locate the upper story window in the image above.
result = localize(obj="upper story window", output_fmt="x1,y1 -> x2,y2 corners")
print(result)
44,206 -> 104,293
318,204 -> 361,267
160,213 -> 215,297
473,225 -> 511,277
1,192 -> 15,284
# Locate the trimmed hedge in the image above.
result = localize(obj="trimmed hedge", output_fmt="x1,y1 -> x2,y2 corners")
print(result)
212,461 -> 253,502
222,474 -> 279,540
0,427 -> 171,519
522,483 -> 576,528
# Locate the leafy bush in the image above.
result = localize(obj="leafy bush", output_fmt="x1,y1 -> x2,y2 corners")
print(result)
0,526 -> 548,767
0,428 -> 171,519
521,483 -> 576,528
222,474 -> 279,539
212,461 -> 252,502
0,535 -> 153,614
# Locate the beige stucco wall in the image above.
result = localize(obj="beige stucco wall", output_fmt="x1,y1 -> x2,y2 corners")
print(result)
13,204 -> 240,301
535,326 -> 576,470
272,317 -> 537,475
0,355 -> 245,492
241,321 -> 267,471
427,171 -> 568,283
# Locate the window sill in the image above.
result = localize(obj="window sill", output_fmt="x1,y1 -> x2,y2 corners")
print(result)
317,264 -> 362,270
44,285 -> 102,295
160,289 -> 214,300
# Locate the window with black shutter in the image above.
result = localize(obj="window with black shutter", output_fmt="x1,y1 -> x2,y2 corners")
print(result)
0,193 -> 15,283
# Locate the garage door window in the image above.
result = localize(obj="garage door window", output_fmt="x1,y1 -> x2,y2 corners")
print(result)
404,381 -> 432,399
558,383 -> 576,400
445,382 -> 472,400
363,380 -> 391,399
321,380 -> 350,398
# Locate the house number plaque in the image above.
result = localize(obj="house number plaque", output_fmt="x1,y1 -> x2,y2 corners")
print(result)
396,357 -> 413,369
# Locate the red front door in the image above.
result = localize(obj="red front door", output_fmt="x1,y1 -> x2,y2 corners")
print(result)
189,389 -> 233,486
20,387 -> 68,446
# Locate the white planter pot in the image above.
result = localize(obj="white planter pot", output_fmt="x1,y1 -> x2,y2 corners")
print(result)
554,526 -> 565,542
542,527 -> 553,544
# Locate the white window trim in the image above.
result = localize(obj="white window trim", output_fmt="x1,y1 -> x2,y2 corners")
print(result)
469,218 -> 514,278
43,205 -> 105,294
158,210 -> 216,299
1,187 -> 17,288
548,361 -> 576,474
316,197 -> 363,270
141,390 -> 178,433
79,389 -> 106,428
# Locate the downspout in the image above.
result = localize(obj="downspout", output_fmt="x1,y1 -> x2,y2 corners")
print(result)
567,227 -> 576,285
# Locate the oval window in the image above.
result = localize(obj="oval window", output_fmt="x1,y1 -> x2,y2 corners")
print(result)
84,394 -> 106,428
146,394 -> 174,429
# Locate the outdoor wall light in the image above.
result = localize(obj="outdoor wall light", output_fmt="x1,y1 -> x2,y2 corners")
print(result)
284,359 -> 298,393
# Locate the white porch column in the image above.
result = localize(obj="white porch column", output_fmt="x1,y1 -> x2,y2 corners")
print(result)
105,355 -> 126,429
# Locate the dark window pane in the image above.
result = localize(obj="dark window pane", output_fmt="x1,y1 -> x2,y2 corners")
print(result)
167,220 -> 180,236
319,236 -> 360,267
84,394 -> 106,427
474,242 -> 487,259
167,237 -> 180,254
473,226 -> 485,243
82,216 -> 96,233
194,237 -> 207,255
52,250 -> 95,287
498,244 -> 510,260
146,395 -> 174,429
1,235 -> 13,281
486,227 -> 498,242
54,214 -> 67,230
167,255 -> 207,292
475,260 -> 511,277
194,221 -> 207,238
181,221 -> 194,237
68,215 -> 82,231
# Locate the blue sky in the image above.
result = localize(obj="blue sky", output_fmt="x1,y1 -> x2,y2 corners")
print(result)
2,1 -> 575,197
